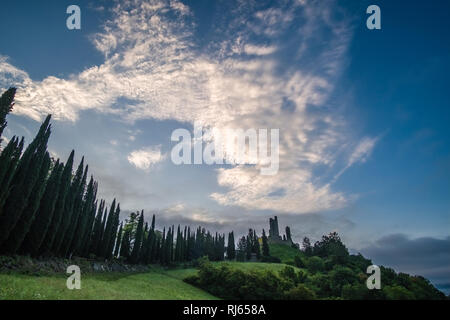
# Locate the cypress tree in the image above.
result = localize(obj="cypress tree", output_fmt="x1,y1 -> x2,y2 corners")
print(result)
227,231 -> 235,260
0,136 -> 22,186
20,160 -> 63,256
2,152 -> 51,254
160,227 -> 166,264
120,228 -> 131,260
39,150 -> 74,255
0,136 -> 24,211
0,115 -> 51,247
174,225 -> 182,262
262,229 -> 270,257
130,210 -> 144,264
149,214 -> 157,263
106,203 -> 120,259
80,197 -> 98,257
96,204 -> 108,256
253,229 -> 261,259
69,175 -> 96,256
0,88 -> 16,140
114,223 -> 123,258
89,199 -> 105,256
61,163 -> 88,257
99,199 -> 116,258
52,156 -> 85,255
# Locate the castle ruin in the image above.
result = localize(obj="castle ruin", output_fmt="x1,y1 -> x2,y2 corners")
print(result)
268,216 -> 297,247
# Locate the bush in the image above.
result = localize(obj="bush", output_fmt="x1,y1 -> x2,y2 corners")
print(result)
305,256 -> 325,274
284,284 -> 316,300
185,261 -> 302,300
383,285 -> 415,300
294,255 -> 305,268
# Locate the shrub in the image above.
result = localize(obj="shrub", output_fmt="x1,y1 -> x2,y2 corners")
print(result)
284,284 -> 316,300
305,256 -> 325,273
294,255 -> 304,268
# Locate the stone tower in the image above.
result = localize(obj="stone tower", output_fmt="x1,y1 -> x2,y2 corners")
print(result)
268,216 -> 282,241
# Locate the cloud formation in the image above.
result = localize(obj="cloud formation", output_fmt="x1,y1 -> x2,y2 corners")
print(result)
0,0 -> 378,214
128,145 -> 165,171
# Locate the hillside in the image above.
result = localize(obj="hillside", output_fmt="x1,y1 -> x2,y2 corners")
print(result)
0,262 -> 303,300
269,243 -> 304,264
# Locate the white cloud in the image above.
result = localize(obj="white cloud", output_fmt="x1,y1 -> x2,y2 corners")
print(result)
348,136 -> 378,167
0,0 -> 378,214
244,44 -> 277,56
127,145 -> 165,171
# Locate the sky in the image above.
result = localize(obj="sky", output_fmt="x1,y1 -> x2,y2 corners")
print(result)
0,0 -> 449,292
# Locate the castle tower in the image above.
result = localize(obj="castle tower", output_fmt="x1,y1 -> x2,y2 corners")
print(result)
268,216 -> 282,241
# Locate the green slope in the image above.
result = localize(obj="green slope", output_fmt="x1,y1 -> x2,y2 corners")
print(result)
0,268 -> 218,300
0,262 -> 303,300
269,243 -> 303,263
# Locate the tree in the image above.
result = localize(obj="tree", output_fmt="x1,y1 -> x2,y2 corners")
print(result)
261,229 -> 270,257
70,176 -> 97,256
99,199 -> 117,258
0,115 -> 51,248
20,159 -> 64,256
236,236 -> 247,262
0,88 -> 16,141
253,229 -> 261,259
383,285 -> 415,300
302,237 -> 312,256
0,137 -> 24,201
285,226 -> 292,242
2,152 -> 51,254
120,228 -> 131,260
130,211 -> 144,263
51,156 -> 84,255
226,232 -> 235,260
284,284 -> 316,300
62,164 -> 89,257
114,223 -> 123,258
105,203 -> 120,259
39,150 -> 74,255
305,256 -> 325,274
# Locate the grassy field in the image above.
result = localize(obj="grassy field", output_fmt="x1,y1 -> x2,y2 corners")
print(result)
0,242 -> 303,300
0,267 -> 217,300
0,261 -> 303,300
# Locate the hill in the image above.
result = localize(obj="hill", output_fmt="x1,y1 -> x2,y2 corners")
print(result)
0,262 -> 303,300
269,243 -> 303,264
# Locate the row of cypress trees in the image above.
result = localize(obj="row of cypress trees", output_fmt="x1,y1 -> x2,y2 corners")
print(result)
114,210 -> 229,265
0,87 -> 268,265
0,88 -> 120,259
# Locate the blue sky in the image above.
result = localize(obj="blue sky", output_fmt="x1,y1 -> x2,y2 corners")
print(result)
0,0 -> 449,291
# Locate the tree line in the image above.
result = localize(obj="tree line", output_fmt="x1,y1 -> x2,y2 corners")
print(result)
0,88 -> 274,265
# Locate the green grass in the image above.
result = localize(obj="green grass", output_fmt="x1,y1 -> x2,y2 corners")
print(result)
269,243 -> 303,263
0,267 -> 218,300
0,259 -> 307,300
